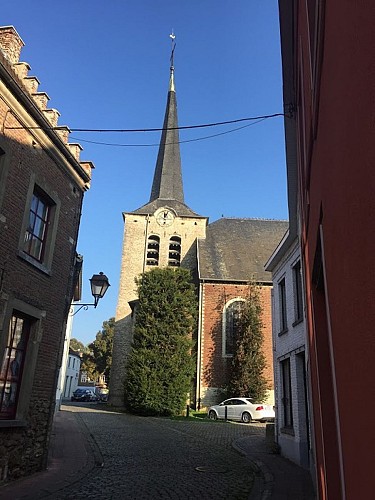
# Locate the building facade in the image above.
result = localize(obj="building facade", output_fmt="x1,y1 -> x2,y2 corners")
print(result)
0,26 -> 92,483
266,237 -> 310,469
278,1 -> 375,497
62,349 -> 81,400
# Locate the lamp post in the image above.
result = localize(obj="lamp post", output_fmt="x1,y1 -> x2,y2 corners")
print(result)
72,272 -> 110,315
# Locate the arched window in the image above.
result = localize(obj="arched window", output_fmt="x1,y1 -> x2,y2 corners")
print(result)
168,236 -> 181,267
146,235 -> 160,266
222,299 -> 245,357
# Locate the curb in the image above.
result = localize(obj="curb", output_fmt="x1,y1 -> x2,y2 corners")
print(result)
232,441 -> 274,500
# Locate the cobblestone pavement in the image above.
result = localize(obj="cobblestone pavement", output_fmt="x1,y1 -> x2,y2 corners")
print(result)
54,404 -> 264,500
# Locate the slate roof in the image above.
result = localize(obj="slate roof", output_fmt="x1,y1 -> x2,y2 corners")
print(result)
130,69 -> 204,218
198,218 -> 289,282
149,89 -> 184,203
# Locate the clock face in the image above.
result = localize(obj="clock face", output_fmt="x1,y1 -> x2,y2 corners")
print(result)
156,209 -> 175,227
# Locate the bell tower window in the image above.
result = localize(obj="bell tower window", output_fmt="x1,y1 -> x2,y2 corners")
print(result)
168,236 -> 181,267
146,235 -> 160,266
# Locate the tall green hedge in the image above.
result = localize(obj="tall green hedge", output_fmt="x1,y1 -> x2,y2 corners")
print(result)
124,267 -> 197,416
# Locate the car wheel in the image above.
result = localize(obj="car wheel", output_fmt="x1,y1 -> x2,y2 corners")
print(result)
241,411 -> 252,423
208,410 -> 218,421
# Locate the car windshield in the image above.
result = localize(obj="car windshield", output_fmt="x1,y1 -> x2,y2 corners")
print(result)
245,398 -> 254,403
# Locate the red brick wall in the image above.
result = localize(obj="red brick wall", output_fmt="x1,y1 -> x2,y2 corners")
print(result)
201,283 -> 274,391
0,97 -> 84,481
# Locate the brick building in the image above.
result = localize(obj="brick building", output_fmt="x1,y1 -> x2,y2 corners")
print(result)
0,26 -> 93,483
110,49 -> 287,409
277,1 -> 375,497
196,218 -> 288,407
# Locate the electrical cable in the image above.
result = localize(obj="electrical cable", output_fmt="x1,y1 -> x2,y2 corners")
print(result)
69,118 -> 268,147
5,112 -> 283,133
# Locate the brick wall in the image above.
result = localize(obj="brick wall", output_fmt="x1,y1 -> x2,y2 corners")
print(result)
199,282 -> 274,406
0,26 -> 91,483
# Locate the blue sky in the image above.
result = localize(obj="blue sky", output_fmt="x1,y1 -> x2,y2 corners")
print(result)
4,1 -> 288,345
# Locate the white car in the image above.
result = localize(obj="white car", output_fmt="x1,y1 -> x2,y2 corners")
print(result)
208,397 -> 275,423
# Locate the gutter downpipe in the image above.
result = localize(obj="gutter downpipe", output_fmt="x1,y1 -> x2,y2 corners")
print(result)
196,279 -> 204,410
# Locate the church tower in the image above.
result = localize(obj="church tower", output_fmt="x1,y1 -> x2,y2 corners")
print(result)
109,40 -> 208,406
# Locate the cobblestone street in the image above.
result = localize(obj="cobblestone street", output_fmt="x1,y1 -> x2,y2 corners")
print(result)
0,403 -> 316,500
53,404 -> 261,499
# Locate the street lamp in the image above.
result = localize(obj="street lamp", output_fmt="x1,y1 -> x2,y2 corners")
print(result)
72,272 -> 110,315
90,272 -> 111,307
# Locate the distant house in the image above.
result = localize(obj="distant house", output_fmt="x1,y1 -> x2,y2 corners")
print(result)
0,26 -> 93,484
62,349 -> 81,399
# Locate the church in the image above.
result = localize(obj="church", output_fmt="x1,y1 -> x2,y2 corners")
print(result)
109,47 -> 288,409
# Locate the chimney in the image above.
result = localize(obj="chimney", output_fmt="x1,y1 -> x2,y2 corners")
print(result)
68,143 -> 83,161
80,161 -> 95,179
24,76 -> 40,95
13,61 -> 31,79
43,108 -> 60,127
56,126 -> 71,144
0,26 -> 24,64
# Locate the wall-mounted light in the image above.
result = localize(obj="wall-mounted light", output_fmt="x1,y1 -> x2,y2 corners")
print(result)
72,272 -> 110,315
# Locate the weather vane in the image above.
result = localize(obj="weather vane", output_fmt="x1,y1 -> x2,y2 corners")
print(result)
169,30 -> 176,69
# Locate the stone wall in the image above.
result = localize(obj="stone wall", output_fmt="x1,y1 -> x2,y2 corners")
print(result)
110,211 -> 207,406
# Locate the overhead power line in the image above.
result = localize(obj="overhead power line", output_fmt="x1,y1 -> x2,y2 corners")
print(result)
70,118 -> 268,147
5,112 -> 284,133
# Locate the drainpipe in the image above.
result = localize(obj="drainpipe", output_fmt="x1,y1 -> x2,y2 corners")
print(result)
196,280 -> 204,410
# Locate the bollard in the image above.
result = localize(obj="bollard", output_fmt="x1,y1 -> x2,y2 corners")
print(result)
186,405 -> 190,418
225,405 -> 228,421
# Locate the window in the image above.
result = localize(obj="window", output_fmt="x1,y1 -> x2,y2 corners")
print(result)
23,190 -> 52,262
168,236 -> 181,267
278,278 -> 287,333
18,180 -> 60,273
281,358 -> 293,429
293,261 -> 303,323
146,235 -> 160,266
0,313 -> 31,419
223,300 -> 245,357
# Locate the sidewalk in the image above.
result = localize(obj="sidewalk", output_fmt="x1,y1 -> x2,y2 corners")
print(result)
234,432 -> 316,499
0,410 -> 98,499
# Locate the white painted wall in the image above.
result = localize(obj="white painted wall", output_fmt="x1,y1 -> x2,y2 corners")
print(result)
271,239 -> 311,468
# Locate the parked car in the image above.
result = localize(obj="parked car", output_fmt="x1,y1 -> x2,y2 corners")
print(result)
95,388 -> 109,402
71,388 -> 99,402
208,397 -> 275,423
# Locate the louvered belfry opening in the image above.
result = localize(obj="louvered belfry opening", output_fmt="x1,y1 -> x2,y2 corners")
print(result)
168,236 -> 181,267
146,235 -> 160,266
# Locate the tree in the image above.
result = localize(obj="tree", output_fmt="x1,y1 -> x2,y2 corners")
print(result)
225,283 -> 269,402
89,317 -> 115,383
124,267 -> 197,416
69,337 -> 86,353
77,318 -> 115,384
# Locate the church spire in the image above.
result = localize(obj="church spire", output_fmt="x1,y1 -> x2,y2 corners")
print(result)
149,32 -> 184,203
